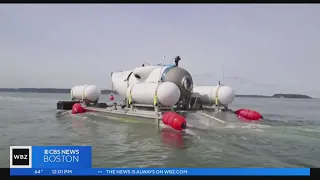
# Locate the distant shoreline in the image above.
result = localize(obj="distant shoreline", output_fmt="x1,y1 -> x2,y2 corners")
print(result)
0,88 -> 118,95
0,88 -> 313,99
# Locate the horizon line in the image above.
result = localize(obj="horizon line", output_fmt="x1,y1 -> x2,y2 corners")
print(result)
0,87 -> 312,97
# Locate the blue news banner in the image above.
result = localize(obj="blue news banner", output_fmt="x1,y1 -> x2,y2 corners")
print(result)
10,146 -> 310,176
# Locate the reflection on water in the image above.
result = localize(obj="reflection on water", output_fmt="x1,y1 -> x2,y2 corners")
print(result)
160,128 -> 185,149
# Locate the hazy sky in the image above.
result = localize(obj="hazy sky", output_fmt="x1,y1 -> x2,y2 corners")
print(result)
1,4 -> 319,97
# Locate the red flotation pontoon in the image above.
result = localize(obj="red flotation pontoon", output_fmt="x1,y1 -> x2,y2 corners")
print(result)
234,108 -> 263,121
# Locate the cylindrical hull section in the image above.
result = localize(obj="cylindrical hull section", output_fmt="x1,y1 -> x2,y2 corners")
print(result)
144,66 -> 171,83
111,70 -> 145,97
71,85 -> 101,102
192,85 -> 235,106
111,70 -> 132,97
126,82 -> 180,107
144,66 -> 194,100
132,66 -> 157,80
111,65 -> 194,101
162,66 -> 193,100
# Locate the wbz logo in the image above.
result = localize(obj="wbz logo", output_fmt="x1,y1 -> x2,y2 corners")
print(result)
10,146 -> 32,168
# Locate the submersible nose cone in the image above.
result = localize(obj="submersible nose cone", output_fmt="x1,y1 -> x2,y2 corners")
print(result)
181,123 -> 187,129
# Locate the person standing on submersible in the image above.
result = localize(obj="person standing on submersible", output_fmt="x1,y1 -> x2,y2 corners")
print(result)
174,56 -> 181,67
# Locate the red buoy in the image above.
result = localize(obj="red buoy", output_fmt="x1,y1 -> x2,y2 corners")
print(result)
162,112 -> 187,131
71,103 -> 85,114
235,108 -> 262,121
109,95 -> 114,101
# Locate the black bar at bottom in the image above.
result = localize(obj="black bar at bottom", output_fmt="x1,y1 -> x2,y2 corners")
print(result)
311,168 -> 320,176
0,168 -> 9,176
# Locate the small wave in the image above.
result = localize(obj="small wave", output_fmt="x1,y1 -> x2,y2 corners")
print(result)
184,129 -> 199,137
224,123 -> 270,131
294,127 -> 320,133
0,95 -> 25,101
71,114 -> 88,120
262,118 -> 319,127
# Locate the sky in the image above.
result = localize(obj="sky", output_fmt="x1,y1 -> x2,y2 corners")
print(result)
0,4 -> 319,97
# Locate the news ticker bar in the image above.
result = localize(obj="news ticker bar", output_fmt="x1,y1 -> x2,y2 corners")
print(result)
10,168 -> 311,176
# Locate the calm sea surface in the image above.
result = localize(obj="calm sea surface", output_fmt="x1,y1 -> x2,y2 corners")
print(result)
1,92 -> 319,168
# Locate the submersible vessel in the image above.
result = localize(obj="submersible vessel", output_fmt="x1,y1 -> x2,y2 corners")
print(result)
56,56 -> 262,131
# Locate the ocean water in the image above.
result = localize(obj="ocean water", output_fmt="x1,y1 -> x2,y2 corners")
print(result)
0,92 -> 319,168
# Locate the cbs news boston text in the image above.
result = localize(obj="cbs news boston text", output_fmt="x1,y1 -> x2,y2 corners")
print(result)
9,145 -> 315,176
